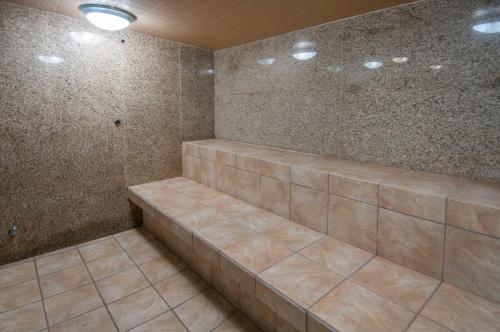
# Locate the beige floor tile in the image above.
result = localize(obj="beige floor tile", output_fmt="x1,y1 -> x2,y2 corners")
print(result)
0,260 -> 37,288
36,248 -> 83,277
107,287 -> 169,331
44,283 -> 103,326
155,269 -> 209,308
184,186 -> 236,207
126,240 -> 171,265
257,254 -> 343,309
78,238 -> 123,262
378,208 -> 445,279
50,307 -> 117,332
299,236 -> 373,277
114,228 -> 155,250
0,279 -> 41,313
139,253 -> 187,284
407,316 -> 453,332
96,267 -> 150,304
175,207 -> 233,235
222,235 -> 293,275
39,264 -> 92,298
260,176 -> 291,219
213,312 -> 261,332
130,311 -> 187,332
291,185 -> 328,233
308,280 -> 414,332
195,222 -> 256,251
444,226 -> 500,302
447,181 -> 500,238
155,196 -> 207,217
351,257 -> 440,312
421,283 -> 500,332
76,235 -> 114,248
0,302 -> 47,332
161,177 -> 200,190
261,222 -> 324,252
211,200 -> 257,219
174,288 -> 235,332
86,251 -> 135,281
231,208 -> 289,232
328,195 -> 378,253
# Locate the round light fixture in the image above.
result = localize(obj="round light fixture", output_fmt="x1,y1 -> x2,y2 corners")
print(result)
79,4 -> 136,31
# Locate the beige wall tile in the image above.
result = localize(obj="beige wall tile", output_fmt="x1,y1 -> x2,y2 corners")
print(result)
447,181 -> 500,238
201,159 -> 217,189
217,150 -> 237,167
308,280 -> 414,332
213,267 -> 240,308
444,226 -> 500,302
237,169 -> 261,206
237,154 -> 261,174
199,146 -> 217,162
328,195 -> 378,253
261,160 -> 290,182
183,155 -> 201,182
261,176 -> 290,219
217,164 -> 237,196
240,295 -> 276,332
421,283 -> 500,332
378,209 -> 445,279
183,142 -> 200,157
213,312 -> 260,332
290,166 -> 328,192
0,260 -> 37,288
291,185 -> 328,233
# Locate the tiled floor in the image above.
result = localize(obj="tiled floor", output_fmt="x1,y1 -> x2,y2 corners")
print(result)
0,228 -> 260,332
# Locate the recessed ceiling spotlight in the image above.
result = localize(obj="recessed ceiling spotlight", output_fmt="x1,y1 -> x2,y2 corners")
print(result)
430,64 -> 443,70
392,57 -> 408,63
364,61 -> 383,69
37,55 -> 64,64
257,58 -> 276,65
79,4 -> 137,31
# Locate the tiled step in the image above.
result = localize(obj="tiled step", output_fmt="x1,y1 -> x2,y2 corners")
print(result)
128,177 -> 500,332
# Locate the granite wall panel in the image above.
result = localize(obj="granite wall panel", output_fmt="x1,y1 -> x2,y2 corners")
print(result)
214,0 -> 500,182
0,1 -> 214,264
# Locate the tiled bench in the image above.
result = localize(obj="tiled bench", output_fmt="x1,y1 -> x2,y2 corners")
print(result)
126,139 -> 500,332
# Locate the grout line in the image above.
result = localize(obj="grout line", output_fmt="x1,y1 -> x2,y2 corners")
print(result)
209,311 -> 238,332
33,257 -> 50,330
403,280 -> 443,331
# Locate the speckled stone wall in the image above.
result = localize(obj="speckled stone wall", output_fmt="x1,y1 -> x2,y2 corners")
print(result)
0,1 -> 214,264
214,0 -> 500,182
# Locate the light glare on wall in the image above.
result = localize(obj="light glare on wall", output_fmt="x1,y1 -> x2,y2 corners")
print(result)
70,31 -> 105,44
364,61 -> 383,69
37,55 -> 64,64
292,41 -> 316,61
473,21 -> 500,33
79,4 -> 137,31
257,58 -> 276,65
392,57 -> 408,63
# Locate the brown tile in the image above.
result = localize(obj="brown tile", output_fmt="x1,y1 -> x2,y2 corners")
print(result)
260,176 -> 290,219
308,280 -> 414,332
155,269 -> 209,308
195,222 -> 256,251
231,208 -> 289,232
201,159 -> 217,189
183,154 -> 201,182
262,221 -> 324,252
217,150 -> 237,167
50,307 -> 117,332
379,171 -> 464,223
299,236 -> 373,277
237,169 -> 261,206
0,260 -> 37,288
95,267 -> 150,304
86,251 -> 135,281
36,248 -> 83,277
421,283 -> 500,332
329,164 -> 405,205
213,312 -> 261,332
114,228 -> 155,250
237,154 -> 261,174
108,287 -> 169,331
126,240 -> 171,265
378,208 -> 445,279
444,226 -> 500,302
407,316 -> 453,332
39,264 -> 92,298
222,235 -> 293,276
257,254 -> 343,310
0,279 -> 41,314
447,181 -> 500,238
174,288 -> 236,332
291,185 -> 328,233
217,164 -> 237,196
351,257 -> 440,312
328,195 -> 378,253
78,238 -> 123,262
44,283 -> 103,326
130,311 -> 187,332
0,302 -> 47,332
139,253 -> 187,284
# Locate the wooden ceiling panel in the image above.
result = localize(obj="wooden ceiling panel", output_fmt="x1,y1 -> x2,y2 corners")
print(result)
6,0 -> 416,49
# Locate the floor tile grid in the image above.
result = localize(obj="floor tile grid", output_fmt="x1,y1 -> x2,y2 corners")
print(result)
110,233 -> 192,332
32,258 -> 50,331
0,259 -> 40,313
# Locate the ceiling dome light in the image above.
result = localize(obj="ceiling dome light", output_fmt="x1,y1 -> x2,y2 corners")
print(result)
473,21 -> 500,33
79,4 -> 136,31
364,61 -> 383,69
